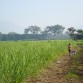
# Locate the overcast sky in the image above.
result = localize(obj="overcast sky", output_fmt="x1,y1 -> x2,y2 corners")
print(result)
0,0 -> 83,33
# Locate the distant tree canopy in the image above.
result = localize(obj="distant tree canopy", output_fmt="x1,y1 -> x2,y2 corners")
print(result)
0,32 -> 1,34
24,25 -> 41,34
8,32 -> 17,34
0,32 -> 2,40
67,27 -> 83,40
45,25 -> 65,36
67,27 -> 76,39
67,27 -> 76,35
77,29 -> 83,35
74,29 -> 83,40
0,24 -> 83,41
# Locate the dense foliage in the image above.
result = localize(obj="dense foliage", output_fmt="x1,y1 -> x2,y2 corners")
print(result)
0,25 -> 83,41
0,40 -> 78,82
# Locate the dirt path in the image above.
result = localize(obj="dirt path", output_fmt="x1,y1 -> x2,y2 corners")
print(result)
24,46 -> 83,83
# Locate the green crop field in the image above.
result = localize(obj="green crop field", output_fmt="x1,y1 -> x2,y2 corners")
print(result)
0,40 -> 81,83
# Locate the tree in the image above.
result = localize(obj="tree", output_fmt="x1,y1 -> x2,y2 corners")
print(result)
67,27 -> 76,35
0,32 -> 2,34
8,32 -> 18,41
24,28 -> 30,34
0,32 -> 2,40
77,29 -> 83,35
67,27 -> 76,38
24,25 -> 41,34
45,25 -> 65,36
8,32 -> 17,34
74,29 -> 83,40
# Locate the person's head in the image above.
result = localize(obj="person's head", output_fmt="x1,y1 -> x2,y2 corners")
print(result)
69,43 -> 71,45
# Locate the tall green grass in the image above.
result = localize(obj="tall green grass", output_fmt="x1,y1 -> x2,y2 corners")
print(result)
0,40 -> 78,83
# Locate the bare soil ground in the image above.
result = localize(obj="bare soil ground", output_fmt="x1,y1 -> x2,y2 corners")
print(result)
24,46 -> 83,83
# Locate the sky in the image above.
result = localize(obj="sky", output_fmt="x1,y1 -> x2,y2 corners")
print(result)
0,0 -> 83,34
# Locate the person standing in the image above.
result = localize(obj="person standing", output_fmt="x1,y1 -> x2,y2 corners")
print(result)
68,43 -> 71,56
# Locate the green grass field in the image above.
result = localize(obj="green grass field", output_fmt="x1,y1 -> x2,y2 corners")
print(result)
0,40 -> 81,83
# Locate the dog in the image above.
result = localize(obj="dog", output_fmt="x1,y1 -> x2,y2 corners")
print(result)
70,50 -> 76,55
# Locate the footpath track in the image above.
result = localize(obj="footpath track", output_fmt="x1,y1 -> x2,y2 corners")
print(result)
24,45 -> 83,83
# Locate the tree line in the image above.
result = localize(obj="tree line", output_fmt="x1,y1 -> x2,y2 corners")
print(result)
0,24 -> 83,41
